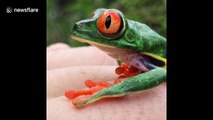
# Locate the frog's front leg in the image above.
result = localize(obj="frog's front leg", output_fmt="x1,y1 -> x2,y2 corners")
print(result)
66,67 -> 166,108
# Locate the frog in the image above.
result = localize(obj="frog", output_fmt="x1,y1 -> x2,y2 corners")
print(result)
65,8 -> 166,108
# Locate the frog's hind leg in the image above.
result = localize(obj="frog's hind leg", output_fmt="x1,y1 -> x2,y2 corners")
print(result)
64,63 -> 143,107
73,67 -> 166,107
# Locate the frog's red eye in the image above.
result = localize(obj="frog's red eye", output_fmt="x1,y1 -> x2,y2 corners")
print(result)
97,10 -> 122,35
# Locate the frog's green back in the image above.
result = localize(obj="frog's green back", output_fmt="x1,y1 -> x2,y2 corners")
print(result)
125,20 -> 166,58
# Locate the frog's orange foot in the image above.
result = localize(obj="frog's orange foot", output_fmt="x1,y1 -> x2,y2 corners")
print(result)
85,80 -> 113,88
65,80 -> 113,106
64,80 -> 113,99
114,63 -> 142,84
116,63 -> 142,76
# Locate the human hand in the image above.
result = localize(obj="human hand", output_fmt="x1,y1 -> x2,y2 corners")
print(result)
47,43 -> 166,120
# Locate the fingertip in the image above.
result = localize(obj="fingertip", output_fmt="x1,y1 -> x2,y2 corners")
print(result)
47,43 -> 71,52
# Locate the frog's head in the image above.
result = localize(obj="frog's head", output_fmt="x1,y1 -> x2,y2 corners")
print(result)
71,8 -> 127,44
71,8 -> 166,69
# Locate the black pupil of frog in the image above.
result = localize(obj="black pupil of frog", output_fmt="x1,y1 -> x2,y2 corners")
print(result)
105,15 -> 111,29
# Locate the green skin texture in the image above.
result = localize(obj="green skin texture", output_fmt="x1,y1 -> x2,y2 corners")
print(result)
71,8 -> 166,107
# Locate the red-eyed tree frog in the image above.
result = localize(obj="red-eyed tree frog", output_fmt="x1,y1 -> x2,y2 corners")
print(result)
65,8 -> 166,108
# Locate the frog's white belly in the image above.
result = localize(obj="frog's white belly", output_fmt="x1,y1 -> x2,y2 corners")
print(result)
71,35 -> 149,71
94,45 -> 149,71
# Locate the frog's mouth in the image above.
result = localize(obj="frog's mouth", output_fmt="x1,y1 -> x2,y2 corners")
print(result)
71,35 -> 166,71
71,35 -> 117,49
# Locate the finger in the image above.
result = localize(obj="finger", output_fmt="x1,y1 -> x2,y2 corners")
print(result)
47,83 -> 166,120
47,66 -> 117,98
47,46 -> 117,70
47,43 -> 71,52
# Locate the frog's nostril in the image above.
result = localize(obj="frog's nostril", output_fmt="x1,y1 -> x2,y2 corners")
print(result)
73,24 -> 78,30
74,23 -> 84,30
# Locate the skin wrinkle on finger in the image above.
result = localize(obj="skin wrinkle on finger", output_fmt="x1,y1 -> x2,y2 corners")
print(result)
137,101 -> 144,120
47,46 -> 117,70
47,84 -> 166,120
98,106 -> 104,120
47,66 -> 117,99
128,84 -> 165,120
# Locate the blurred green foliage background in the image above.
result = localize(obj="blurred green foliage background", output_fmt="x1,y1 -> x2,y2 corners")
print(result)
47,0 -> 166,47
